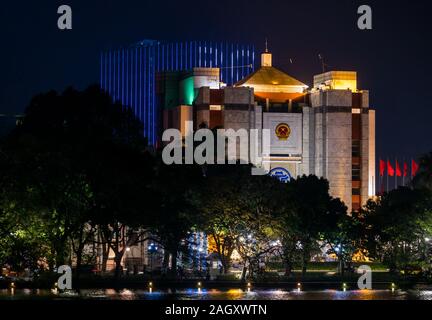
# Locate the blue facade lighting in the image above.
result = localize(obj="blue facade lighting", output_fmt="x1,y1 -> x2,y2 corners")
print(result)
100,40 -> 256,145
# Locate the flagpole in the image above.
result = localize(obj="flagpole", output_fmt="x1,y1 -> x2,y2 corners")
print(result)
395,157 -> 397,189
386,158 -> 389,192
403,157 -> 405,186
379,173 -> 382,195
410,158 -> 412,185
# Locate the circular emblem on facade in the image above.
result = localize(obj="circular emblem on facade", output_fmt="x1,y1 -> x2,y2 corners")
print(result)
275,123 -> 291,141
269,167 -> 292,183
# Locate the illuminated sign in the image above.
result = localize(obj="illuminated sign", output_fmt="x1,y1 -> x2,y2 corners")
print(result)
269,167 -> 291,183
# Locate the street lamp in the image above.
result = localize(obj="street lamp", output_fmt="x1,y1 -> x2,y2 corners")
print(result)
148,243 -> 158,274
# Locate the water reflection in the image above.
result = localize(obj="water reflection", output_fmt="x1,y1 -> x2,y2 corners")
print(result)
0,288 -> 431,300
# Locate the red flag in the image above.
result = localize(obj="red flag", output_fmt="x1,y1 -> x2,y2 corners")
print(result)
403,162 -> 408,177
387,160 -> 395,177
379,159 -> 385,176
396,160 -> 402,177
412,159 -> 419,177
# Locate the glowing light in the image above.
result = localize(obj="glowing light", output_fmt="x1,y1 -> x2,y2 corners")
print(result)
148,281 -> 153,287
126,247 -> 131,252
181,76 -> 195,106
10,282 -> 15,288
342,283 -> 347,292
332,79 -> 357,91
271,241 -> 281,247
245,283 -> 252,292
227,289 -> 243,299
148,243 -> 158,252
120,289 -> 133,296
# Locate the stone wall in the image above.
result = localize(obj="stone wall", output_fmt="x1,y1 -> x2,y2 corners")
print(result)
301,106 -> 315,176
361,113 -> 370,207
324,111 -> 352,210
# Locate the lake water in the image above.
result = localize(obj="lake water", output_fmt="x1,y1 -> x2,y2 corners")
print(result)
1,288 -> 432,300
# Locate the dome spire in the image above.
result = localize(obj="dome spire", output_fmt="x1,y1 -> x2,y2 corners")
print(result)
261,38 -> 272,67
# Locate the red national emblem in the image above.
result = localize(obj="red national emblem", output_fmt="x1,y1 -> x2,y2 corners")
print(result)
275,123 -> 291,141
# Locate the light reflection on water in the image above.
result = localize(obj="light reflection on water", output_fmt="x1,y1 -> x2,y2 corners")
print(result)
0,288 -> 430,300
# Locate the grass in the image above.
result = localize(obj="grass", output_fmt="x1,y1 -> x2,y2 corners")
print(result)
1,262 -> 427,290
266,261 -> 388,272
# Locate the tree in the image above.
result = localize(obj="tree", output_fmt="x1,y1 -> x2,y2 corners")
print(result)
201,165 -> 283,279
234,171 -> 284,281
319,198 -> 358,275
412,152 -> 432,192
0,134 -> 93,269
363,187 -> 430,273
150,161 -> 203,277
200,165 -> 253,274
0,205 -> 51,273
271,175 -> 350,276
0,85 -> 157,279
288,175 -> 342,276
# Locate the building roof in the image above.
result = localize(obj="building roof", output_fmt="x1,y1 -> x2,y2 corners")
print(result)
235,66 -> 307,88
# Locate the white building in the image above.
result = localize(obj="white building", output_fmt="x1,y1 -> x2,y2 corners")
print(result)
162,50 -> 376,212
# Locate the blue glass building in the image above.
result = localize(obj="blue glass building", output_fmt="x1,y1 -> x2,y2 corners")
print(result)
100,40 -> 256,145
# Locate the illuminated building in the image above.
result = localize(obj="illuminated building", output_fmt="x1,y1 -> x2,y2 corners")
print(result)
159,67 -> 222,137
99,45 -> 375,271
100,40 -> 256,145
306,71 -> 375,211
163,48 -> 376,211
235,48 -> 308,106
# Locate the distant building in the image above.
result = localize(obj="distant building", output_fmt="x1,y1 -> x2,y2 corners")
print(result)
305,71 -> 375,211
100,40 -> 256,145
97,45 -> 375,272
161,49 -> 376,212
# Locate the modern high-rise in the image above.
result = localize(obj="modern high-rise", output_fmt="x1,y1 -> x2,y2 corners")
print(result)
100,40 -> 256,145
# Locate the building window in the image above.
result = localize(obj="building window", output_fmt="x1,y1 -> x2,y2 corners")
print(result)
352,164 -> 361,181
352,140 -> 361,157
352,188 -> 361,195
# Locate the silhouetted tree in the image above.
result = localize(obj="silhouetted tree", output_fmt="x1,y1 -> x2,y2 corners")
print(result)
0,85 -> 156,280
363,187 -> 430,273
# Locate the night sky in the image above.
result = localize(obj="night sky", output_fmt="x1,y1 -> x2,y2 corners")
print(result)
1,0 -> 431,159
